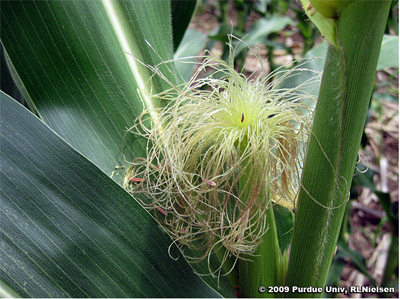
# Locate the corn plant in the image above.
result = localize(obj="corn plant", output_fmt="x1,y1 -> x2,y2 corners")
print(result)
0,0 -> 394,298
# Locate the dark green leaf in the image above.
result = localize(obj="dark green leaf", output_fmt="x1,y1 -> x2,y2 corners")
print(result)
353,164 -> 397,234
337,239 -> 377,286
0,92 -> 222,298
1,0 -> 178,180
0,45 -> 24,106
352,164 -> 376,191
171,0 -> 198,51
324,252 -> 346,297
208,24 -> 244,42
273,205 -> 294,253
1,2 -> 237,295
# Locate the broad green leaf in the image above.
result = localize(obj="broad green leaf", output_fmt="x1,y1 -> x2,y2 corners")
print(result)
280,41 -> 327,98
324,252 -> 346,296
273,205 -> 294,253
352,164 -> 376,191
1,2 -> 238,295
353,164 -> 398,234
337,240 -> 377,286
303,42 -> 328,69
0,45 -> 26,108
174,29 -> 208,81
280,34 -> 396,101
254,0 -> 268,15
208,24 -> 244,42
1,45 -> 37,115
377,35 -> 399,70
0,92 -> 222,298
1,0 -> 178,181
171,0 -> 198,51
235,15 -> 295,54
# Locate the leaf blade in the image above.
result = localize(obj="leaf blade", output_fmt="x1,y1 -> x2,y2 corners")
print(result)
171,0 -> 197,51
0,0 -> 177,179
0,92 -> 221,298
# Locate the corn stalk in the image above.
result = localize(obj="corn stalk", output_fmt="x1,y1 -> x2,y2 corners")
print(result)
286,1 -> 391,296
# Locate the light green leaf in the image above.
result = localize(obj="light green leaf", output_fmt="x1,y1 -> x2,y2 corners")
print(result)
377,35 -> 399,70
1,0 -> 178,181
280,41 -> 327,98
235,15 -> 295,54
174,29 -> 208,81
300,0 -> 337,47
0,92 -> 222,298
